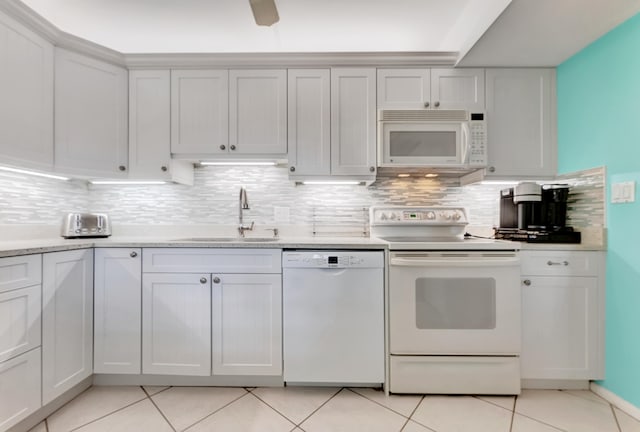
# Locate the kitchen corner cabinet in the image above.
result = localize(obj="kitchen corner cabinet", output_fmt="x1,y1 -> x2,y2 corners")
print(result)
376,68 -> 485,112
212,273 -> 282,376
330,68 -> 377,176
171,69 -> 229,156
42,249 -> 94,405
520,251 -> 605,381
129,70 -> 193,185
485,68 -> 557,178
94,248 -> 142,374
54,48 -> 128,178
142,273 -> 212,376
0,10 -> 54,171
229,69 -> 287,156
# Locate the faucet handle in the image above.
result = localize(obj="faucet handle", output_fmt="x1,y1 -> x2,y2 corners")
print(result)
265,228 -> 279,238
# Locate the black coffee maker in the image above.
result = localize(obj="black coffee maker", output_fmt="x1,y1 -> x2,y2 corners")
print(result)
540,184 -> 570,230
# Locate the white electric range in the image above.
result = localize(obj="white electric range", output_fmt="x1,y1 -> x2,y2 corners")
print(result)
370,206 -> 522,395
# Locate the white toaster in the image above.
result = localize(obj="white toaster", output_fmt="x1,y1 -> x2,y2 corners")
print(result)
61,213 -> 112,238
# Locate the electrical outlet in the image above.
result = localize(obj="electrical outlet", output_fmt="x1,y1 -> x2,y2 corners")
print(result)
611,181 -> 635,203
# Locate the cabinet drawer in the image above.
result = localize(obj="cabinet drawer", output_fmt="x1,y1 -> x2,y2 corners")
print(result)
521,251 -> 602,276
0,285 -> 41,363
0,348 -> 42,431
0,254 -> 41,294
143,248 -> 282,273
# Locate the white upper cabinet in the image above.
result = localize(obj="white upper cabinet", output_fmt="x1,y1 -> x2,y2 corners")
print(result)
331,68 -> 377,176
485,68 -> 557,178
431,68 -> 485,112
129,70 -> 193,184
0,10 -> 54,171
377,68 -> 484,111
377,69 -> 431,110
54,48 -> 128,177
287,69 -> 331,177
171,69 -> 229,156
230,69 -> 287,156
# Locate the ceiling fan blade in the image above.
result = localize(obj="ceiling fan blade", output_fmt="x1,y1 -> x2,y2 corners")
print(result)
249,0 -> 280,26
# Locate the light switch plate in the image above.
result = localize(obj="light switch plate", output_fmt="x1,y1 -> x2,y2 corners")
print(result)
611,181 -> 635,203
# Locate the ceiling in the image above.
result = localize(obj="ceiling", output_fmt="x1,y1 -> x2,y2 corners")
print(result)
16,0 -> 640,65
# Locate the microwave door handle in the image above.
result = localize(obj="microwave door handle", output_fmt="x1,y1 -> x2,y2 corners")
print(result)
461,122 -> 470,164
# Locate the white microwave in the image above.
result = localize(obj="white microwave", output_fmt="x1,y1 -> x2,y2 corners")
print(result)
378,110 -> 487,169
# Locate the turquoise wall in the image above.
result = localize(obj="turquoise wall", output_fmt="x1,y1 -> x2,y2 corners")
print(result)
558,13 -> 640,407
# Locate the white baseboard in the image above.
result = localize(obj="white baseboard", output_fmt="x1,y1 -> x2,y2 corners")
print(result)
591,382 -> 640,422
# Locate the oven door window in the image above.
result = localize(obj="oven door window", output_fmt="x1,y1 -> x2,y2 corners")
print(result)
415,277 -> 496,329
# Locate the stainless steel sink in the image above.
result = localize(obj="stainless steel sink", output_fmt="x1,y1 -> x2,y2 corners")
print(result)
172,237 -> 278,242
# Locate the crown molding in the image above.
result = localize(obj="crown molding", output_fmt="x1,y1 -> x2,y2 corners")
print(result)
124,51 -> 459,69
1,0 -> 459,69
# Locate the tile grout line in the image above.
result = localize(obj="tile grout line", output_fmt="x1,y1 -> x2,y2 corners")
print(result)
244,392 -> 298,430
346,388 -> 421,421
559,389 -> 609,406
66,393 -> 151,432
176,388 -> 252,431
289,387 -> 345,428
472,395 -> 517,413
144,386 -> 177,432
508,395 -> 516,432
405,395 -> 439,432
610,403 -> 623,432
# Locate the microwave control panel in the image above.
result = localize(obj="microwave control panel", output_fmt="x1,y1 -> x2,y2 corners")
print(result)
468,113 -> 487,167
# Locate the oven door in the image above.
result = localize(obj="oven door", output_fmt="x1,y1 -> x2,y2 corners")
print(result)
389,251 -> 521,355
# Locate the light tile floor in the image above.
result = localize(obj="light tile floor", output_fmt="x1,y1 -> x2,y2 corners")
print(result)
27,386 -> 640,432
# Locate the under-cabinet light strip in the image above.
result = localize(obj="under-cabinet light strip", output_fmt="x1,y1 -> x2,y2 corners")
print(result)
90,180 -> 167,185
301,180 -> 363,185
0,166 -> 70,181
200,161 -> 277,166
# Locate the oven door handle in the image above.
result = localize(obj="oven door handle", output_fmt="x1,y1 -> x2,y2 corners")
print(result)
390,257 -> 520,268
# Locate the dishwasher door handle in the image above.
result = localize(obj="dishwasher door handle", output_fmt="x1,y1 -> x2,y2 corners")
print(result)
390,257 -> 520,268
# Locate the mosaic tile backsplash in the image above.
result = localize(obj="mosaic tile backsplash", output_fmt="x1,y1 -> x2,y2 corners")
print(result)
0,165 -> 605,231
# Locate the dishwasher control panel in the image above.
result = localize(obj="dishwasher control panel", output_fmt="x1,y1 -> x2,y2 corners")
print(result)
282,251 -> 383,269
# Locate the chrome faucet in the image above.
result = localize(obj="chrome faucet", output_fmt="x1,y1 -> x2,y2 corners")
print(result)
238,186 -> 254,237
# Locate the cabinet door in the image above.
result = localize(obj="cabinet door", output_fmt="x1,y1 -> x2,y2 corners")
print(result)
0,285 -> 41,363
0,10 -> 54,171
171,69 -> 229,155
0,348 -> 41,431
94,248 -> 141,374
229,69 -> 287,155
431,68 -> 485,112
212,274 -> 282,376
142,273 -> 211,376
42,249 -> 93,405
54,48 -> 128,177
521,276 -> 601,380
331,68 -> 377,176
485,68 -> 557,178
129,70 -> 194,185
287,69 -> 331,176
376,69 -> 430,109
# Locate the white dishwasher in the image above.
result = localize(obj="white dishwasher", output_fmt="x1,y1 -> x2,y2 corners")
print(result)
282,250 -> 384,384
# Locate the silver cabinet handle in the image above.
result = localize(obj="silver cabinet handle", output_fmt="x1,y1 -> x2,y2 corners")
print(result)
230,145 -> 236,151
220,144 -> 226,150
547,260 -> 569,266
213,277 -> 221,284
488,166 -> 496,173
200,277 -> 207,284
369,166 -> 375,172
290,166 -> 295,172
523,279 -> 531,286
424,102 -> 430,108
118,165 -> 126,171
434,101 -> 440,107
161,166 -> 168,172
130,251 -> 137,258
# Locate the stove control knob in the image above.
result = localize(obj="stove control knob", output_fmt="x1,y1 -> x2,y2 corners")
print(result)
426,211 -> 436,220
443,212 -> 452,220
452,212 -> 462,221
389,213 -> 397,220
380,213 -> 388,221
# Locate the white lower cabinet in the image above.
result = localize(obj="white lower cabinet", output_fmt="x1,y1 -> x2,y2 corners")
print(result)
520,251 -> 605,381
142,273 -> 211,376
42,249 -> 94,405
0,285 -> 41,364
0,348 -> 41,431
212,274 -> 282,376
94,248 -> 142,374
